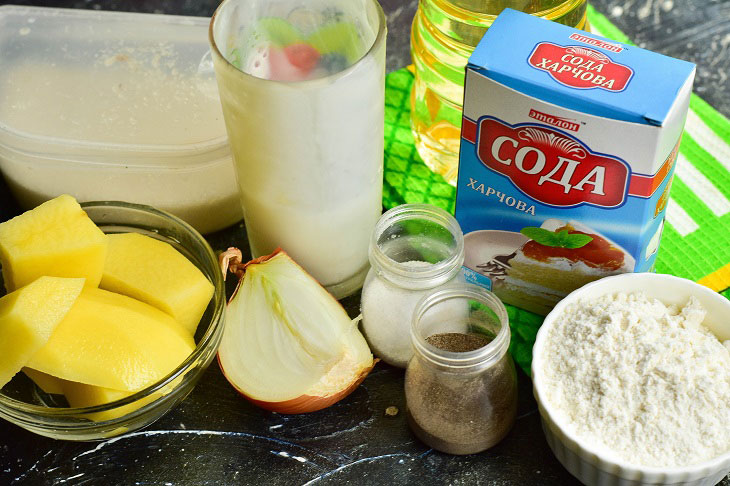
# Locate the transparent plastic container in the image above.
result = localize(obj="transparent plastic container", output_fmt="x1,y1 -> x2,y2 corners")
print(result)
410,0 -> 588,185
0,6 -> 242,234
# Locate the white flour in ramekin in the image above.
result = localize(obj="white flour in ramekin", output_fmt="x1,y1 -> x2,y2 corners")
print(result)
542,292 -> 730,468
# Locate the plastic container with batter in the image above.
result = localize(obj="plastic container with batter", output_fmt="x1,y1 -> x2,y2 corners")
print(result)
0,6 -> 242,234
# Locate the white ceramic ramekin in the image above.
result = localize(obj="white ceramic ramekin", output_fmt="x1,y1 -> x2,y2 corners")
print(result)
532,273 -> 730,486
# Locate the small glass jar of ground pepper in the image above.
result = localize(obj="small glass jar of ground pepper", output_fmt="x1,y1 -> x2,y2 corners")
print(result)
405,284 -> 517,455
360,204 -> 465,368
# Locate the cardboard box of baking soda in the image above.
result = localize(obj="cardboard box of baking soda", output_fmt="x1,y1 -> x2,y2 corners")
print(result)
454,9 -> 696,315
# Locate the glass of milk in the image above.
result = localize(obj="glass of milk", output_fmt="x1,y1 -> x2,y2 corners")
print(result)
209,0 -> 387,298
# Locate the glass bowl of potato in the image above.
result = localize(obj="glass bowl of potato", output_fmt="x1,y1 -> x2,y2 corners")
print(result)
0,199 -> 226,440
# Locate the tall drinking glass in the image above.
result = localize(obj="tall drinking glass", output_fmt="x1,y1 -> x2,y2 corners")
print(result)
209,0 -> 387,299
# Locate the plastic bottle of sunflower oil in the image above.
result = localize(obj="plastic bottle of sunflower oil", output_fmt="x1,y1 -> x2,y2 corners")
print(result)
410,0 -> 588,185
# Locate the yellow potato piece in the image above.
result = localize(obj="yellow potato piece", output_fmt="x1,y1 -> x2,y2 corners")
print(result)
28,288 -> 195,392
22,368 -> 64,395
61,381 -> 161,422
101,233 -> 214,336
0,194 -> 108,292
0,276 -> 85,388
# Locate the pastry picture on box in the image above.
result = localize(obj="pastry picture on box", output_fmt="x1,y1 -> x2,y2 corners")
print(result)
465,219 -> 634,315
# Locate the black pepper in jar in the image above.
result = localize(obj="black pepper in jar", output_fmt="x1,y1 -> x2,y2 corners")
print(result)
405,286 -> 518,455
425,332 -> 489,352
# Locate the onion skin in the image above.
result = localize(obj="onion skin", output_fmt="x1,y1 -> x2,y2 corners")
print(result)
219,247 -> 278,287
218,355 -> 378,414
217,247 -> 377,414
219,247 -> 342,298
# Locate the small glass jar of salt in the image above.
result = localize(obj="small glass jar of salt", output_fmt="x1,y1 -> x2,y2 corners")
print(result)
405,284 -> 517,455
360,204 -> 465,368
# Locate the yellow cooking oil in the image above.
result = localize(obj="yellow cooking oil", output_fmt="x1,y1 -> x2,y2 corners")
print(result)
410,0 -> 588,185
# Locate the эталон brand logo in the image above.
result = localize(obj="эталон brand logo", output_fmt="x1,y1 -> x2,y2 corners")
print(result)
528,109 -> 580,132
568,33 -> 623,53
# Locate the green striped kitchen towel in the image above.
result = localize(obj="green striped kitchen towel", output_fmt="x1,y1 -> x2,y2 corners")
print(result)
382,5 -> 730,374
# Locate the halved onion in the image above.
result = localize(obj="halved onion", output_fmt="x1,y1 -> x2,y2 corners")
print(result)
217,248 -> 375,414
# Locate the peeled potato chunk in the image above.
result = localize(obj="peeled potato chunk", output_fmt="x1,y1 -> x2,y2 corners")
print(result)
28,288 -> 195,392
0,276 -> 85,388
100,233 -> 214,336
0,194 -> 108,292
61,381 -> 161,422
22,368 -> 65,395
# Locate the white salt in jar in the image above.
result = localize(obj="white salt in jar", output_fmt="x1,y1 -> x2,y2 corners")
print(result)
360,204 -> 465,368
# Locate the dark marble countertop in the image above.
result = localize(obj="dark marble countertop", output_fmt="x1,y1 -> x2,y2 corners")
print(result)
1,1 -> 729,485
